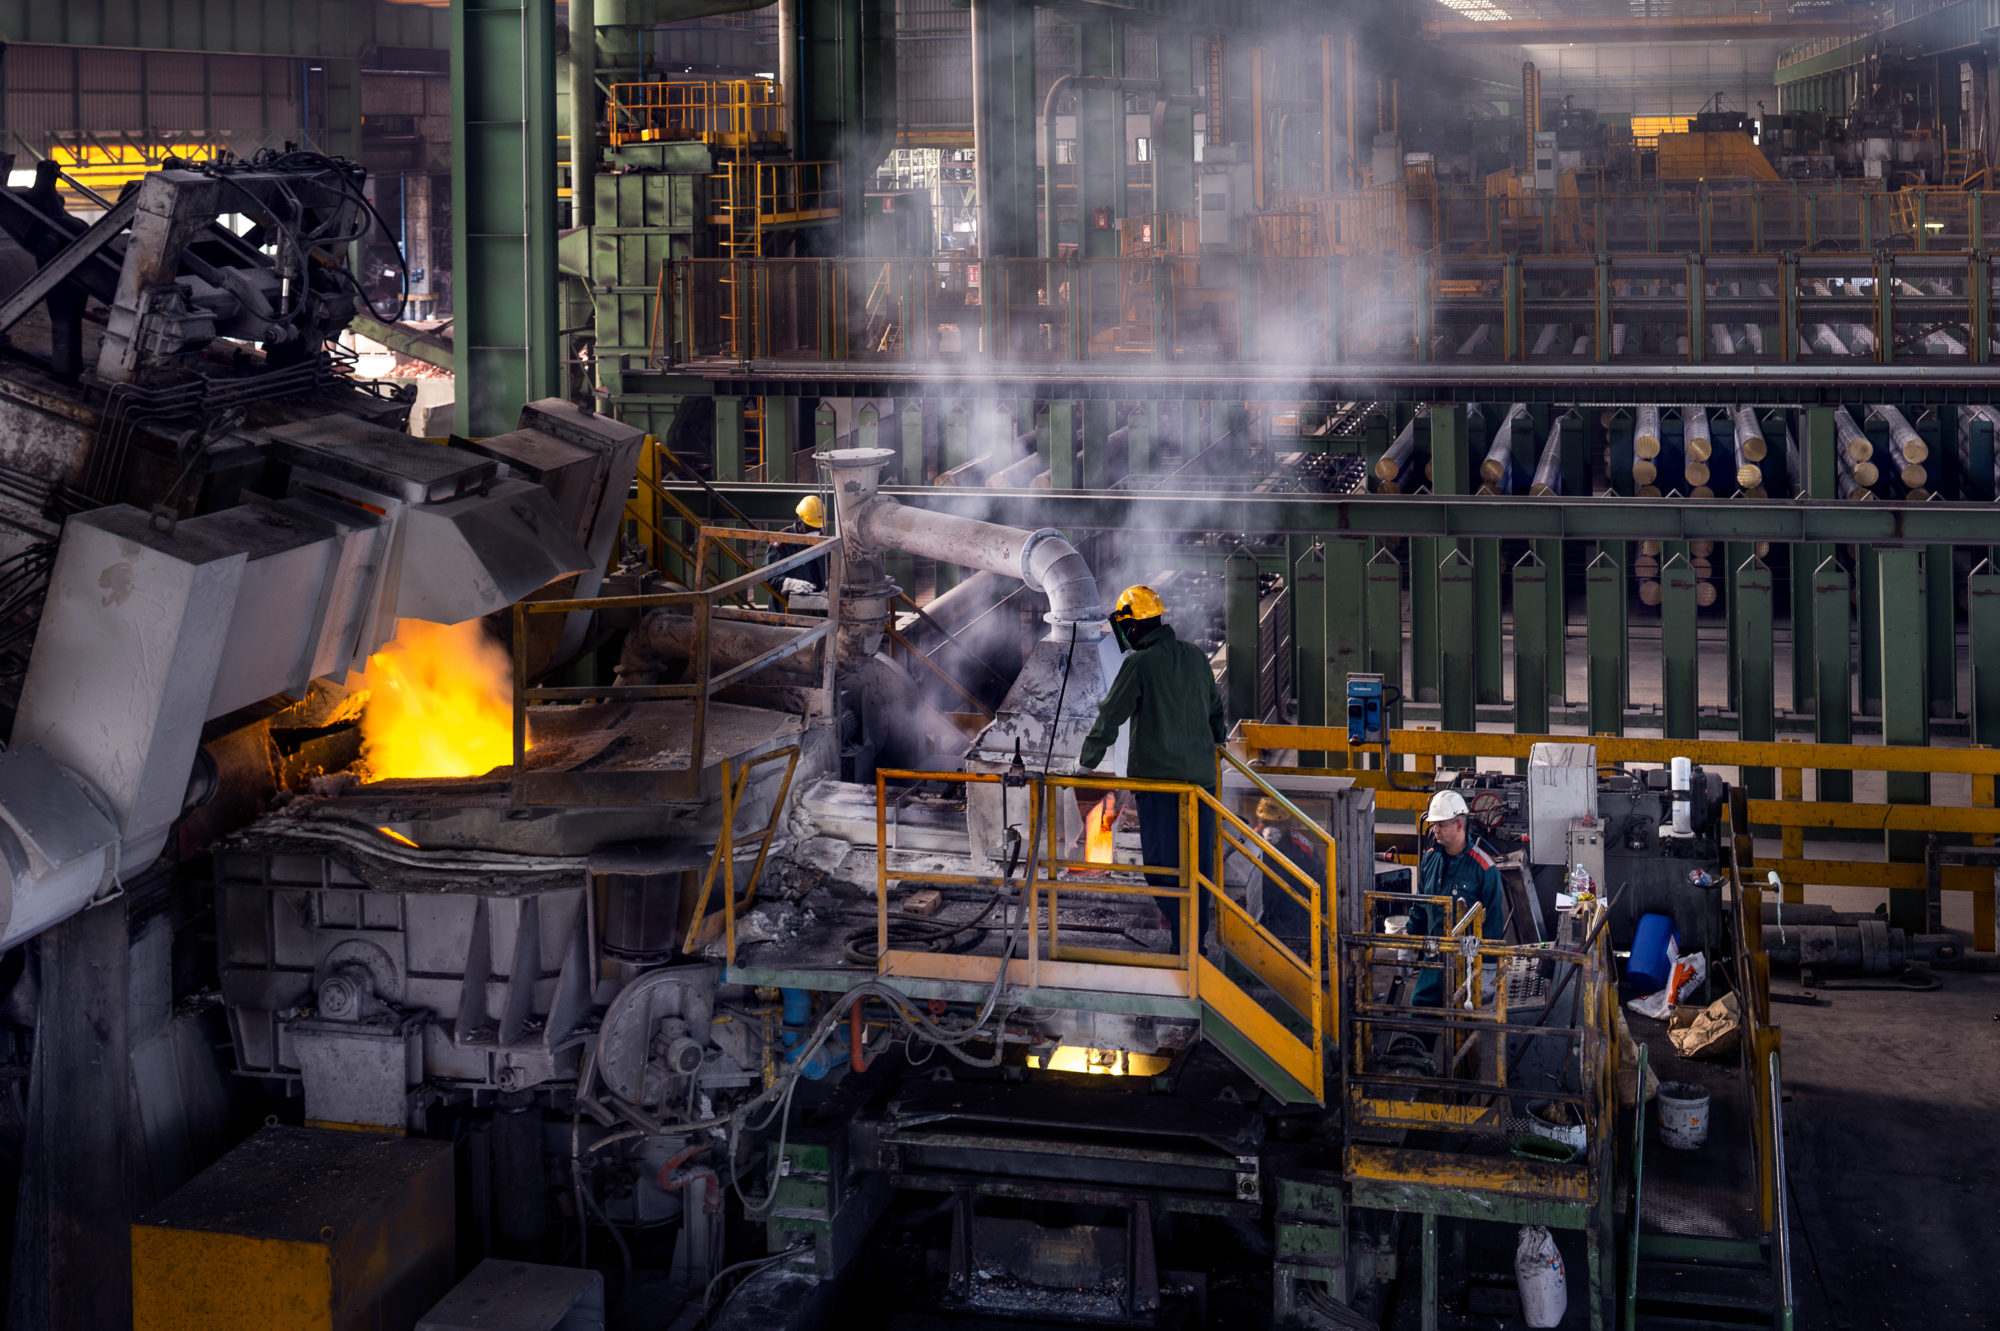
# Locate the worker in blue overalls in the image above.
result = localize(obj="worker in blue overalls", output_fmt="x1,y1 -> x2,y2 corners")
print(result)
1408,789 -> 1507,1007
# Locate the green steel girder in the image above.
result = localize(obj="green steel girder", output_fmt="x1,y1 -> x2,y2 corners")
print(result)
453,0 -> 560,437
1363,548 -> 1403,730
688,364 -> 2000,410
1586,551 -> 1624,737
0,0 -> 448,56
664,482 -> 2000,546
1812,557 -> 1854,803
1733,555 -> 1775,799
1226,546 -> 1260,722
1437,547 -> 1475,744
1971,561 -> 2000,749
1511,550 -> 1549,739
1659,553 -> 1697,740
1293,542 -> 1328,765
1878,547 -> 1930,927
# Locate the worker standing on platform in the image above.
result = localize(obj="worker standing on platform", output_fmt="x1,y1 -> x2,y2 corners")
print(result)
1077,585 -> 1227,957
765,494 -> 829,598
1408,789 -> 1507,1007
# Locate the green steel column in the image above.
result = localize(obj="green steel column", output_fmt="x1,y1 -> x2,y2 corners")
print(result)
801,0 -> 870,231
971,0 -> 1037,257
763,397 -> 794,484
1794,406 -> 1837,711
1812,558 -> 1853,803
452,0 -> 560,436
1859,546 -> 1882,715
1081,398 -> 1113,488
1512,551 -> 1549,740
1661,553 -> 1697,739
1926,545 -> 1955,720
1409,535 -> 1439,701
1154,28 -> 1195,217
1127,402 -> 1155,475
814,400 -> 837,451
1535,538 -> 1566,705
1734,556 -> 1775,799
942,402 -> 968,473
1226,546 -> 1261,722
1365,549 -> 1405,733
1972,561 -> 2000,747
321,59 -> 363,161
1878,547 -> 1929,930
1295,543 -> 1329,767
1474,536 -> 1503,705
1046,401 -> 1076,488
1327,538 -> 1367,761
1586,551 -> 1624,736
1438,548 -> 1475,750
715,397 -> 745,480
1428,403 -> 1468,496
901,398 -> 926,481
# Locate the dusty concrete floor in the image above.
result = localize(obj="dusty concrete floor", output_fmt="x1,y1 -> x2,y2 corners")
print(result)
1778,968 -> 2000,1330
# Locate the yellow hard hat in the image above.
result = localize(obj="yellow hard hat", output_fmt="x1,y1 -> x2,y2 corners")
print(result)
1255,797 -> 1288,824
796,494 -> 825,528
1111,584 -> 1164,622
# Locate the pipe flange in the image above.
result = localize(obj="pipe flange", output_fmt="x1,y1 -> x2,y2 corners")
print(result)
1858,917 -> 1889,974
1016,527 -> 1067,585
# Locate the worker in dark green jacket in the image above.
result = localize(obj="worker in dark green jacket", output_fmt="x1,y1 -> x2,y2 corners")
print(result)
1408,789 -> 1508,1007
1077,585 -> 1227,956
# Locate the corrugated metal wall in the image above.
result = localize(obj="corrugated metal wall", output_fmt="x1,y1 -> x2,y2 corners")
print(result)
1,44 -> 304,146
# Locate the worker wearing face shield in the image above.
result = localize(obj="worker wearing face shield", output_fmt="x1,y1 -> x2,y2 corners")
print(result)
765,494 -> 829,598
1077,584 -> 1227,957
1408,789 -> 1507,1007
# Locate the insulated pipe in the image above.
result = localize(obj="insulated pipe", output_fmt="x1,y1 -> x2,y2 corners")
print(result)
987,450 -> 1047,488
1374,415 -> 1419,483
1041,75 -> 1163,261
1872,405 -> 1931,488
824,447 -> 1103,623
569,0 -> 596,227
777,0 -> 798,149
1682,407 -> 1712,463
1834,406 -> 1872,463
1480,403 -> 1527,490
1732,405 -> 1767,463
1529,420 -> 1563,495
1634,405 -> 1662,460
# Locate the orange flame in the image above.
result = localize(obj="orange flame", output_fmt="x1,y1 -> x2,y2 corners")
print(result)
355,619 -> 518,780
1085,793 -> 1117,864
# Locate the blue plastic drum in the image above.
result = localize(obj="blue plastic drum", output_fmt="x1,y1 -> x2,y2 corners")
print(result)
1627,913 -> 1680,994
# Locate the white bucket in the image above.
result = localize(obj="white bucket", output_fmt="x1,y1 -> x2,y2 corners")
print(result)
1514,1225 -> 1568,1327
1525,1100 -> 1588,1157
1658,1081 -> 1711,1150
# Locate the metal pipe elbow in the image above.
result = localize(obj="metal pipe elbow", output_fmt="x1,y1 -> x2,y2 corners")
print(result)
1019,527 -> 1102,622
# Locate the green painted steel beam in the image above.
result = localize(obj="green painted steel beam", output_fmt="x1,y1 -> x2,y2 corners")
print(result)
1409,536 -> 1439,702
1437,548 -> 1475,752
453,0 -> 559,437
1859,545 -> 1882,716
1081,398 -> 1114,489
0,0 -> 449,56
1226,546 -> 1260,723
764,397 -> 794,484
1660,553 -> 1697,739
1878,547 -> 1930,927
1364,549 -> 1404,732
1733,556 -> 1776,800
1971,561 -> 2000,748
1473,537 -> 1503,705
714,396 -> 745,481
1812,556 -> 1853,802
1927,544 -> 1955,720
663,483 -> 2000,546
1511,550 -> 1549,739
1535,537 -> 1565,706
1586,551 -> 1623,736
695,363 -> 2000,410
1294,542 -> 1328,766
1326,537 -> 1366,695
1046,401 -> 1076,489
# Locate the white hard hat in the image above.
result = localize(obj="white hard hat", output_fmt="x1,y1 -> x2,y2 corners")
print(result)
1425,789 -> 1470,824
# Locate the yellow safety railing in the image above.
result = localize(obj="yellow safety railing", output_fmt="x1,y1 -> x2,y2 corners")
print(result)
1342,887 -> 1618,1209
608,79 -> 784,148
1235,722 -> 2000,949
509,525 -> 835,805
869,755 -> 1334,1102
1724,785 -> 1785,1232
682,746 -> 804,955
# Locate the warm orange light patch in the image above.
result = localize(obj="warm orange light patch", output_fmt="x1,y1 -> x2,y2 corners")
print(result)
356,619 -> 518,780
1027,1046 -> 1172,1077
376,826 -> 420,849
1085,793 -> 1117,864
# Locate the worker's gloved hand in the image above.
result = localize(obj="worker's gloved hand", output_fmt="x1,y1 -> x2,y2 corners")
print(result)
778,577 -> 817,597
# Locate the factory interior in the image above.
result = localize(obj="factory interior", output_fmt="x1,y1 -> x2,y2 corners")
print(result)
1,0 -> 1998,1328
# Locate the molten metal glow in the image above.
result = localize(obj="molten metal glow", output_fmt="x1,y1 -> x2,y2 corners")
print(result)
357,619 -> 517,780
1084,794 -> 1117,864
1027,1046 -> 1172,1077
375,826 -> 420,849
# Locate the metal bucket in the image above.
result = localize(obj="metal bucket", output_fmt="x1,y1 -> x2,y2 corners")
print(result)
1658,1081 -> 1711,1150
